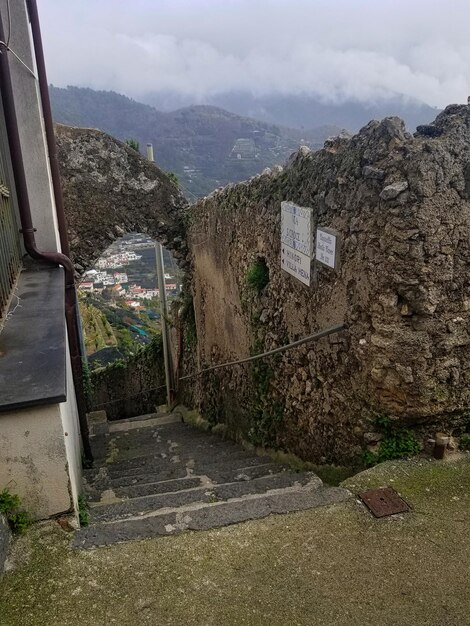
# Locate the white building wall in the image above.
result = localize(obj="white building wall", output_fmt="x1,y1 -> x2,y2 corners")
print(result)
0,404 -> 72,520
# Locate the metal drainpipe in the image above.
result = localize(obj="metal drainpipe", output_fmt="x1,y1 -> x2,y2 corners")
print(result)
25,0 -> 69,257
0,13 -> 93,461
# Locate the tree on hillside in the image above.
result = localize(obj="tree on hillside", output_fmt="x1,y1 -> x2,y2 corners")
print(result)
125,138 -> 140,152
166,171 -> 179,186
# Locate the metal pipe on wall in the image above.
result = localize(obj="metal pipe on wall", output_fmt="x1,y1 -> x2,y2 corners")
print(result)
26,0 -> 70,258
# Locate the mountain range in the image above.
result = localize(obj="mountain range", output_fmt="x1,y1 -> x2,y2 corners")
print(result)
143,91 -> 439,133
50,86 -> 339,198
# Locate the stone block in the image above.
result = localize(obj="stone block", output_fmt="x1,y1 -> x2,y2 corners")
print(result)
87,411 -> 109,436
380,181 -> 409,200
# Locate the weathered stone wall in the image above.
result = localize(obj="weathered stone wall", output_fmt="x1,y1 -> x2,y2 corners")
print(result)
184,105 -> 470,463
55,124 -> 189,272
56,125 -> 182,421
90,337 -> 166,420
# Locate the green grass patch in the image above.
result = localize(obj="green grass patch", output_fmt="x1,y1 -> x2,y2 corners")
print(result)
0,488 -> 31,534
363,415 -> 420,468
78,495 -> 90,527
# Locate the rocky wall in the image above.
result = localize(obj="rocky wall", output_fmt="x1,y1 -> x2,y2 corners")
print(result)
184,105 -> 470,463
90,337 -> 165,421
56,124 -> 189,273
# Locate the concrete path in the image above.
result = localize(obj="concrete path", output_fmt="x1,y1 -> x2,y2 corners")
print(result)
75,410 -> 349,548
0,455 -> 469,625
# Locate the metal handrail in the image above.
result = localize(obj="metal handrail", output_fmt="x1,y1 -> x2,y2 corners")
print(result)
0,107 -> 22,322
90,324 -> 347,410
179,323 -> 346,381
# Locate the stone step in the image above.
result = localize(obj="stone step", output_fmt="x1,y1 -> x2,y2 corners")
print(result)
106,442 -> 260,470
107,462 -> 288,499
108,429 -> 240,456
108,432 -> 242,461
88,472 -> 319,523
85,449 -> 274,486
87,426 -> 247,469
108,412 -> 183,432
78,411 -> 348,550
83,475 -> 203,503
73,486 -> 350,549
84,461 -> 289,499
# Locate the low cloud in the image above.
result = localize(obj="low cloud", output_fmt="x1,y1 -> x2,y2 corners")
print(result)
38,0 -> 470,107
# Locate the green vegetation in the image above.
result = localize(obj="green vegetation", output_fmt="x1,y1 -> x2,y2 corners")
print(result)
125,138 -> 140,152
246,330 -> 284,448
242,299 -> 283,448
78,495 -> 89,527
79,296 -> 118,354
0,488 -> 31,534
363,415 -> 420,468
248,396 -> 284,448
246,258 -> 269,294
79,292 -> 162,368
166,171 -> 179,186
460,434 -> 470,451
91,333 -> 164,383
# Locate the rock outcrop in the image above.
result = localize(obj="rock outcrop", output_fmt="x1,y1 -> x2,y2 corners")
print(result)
55,124 -> 189,272
182,104 -> 470,463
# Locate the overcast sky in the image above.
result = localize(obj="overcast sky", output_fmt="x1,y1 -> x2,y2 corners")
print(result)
37,0 -> 470,107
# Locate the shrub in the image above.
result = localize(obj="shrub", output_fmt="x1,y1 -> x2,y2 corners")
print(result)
376,429 -> 420,462
0,488 -> 31,534
125,138 -> 140,152
363,415 -> 420,467
78,495 -> 90,527
246,258 -> 269,294
166,171 -> 179,186
460,433 -> 470,451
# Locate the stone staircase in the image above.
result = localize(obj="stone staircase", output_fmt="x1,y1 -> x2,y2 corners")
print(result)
73,409 -> 350,549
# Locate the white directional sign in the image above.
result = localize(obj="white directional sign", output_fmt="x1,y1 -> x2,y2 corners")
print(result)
281,201 -> 313,258
315,228 -> 338,270
281,244 -> 311,286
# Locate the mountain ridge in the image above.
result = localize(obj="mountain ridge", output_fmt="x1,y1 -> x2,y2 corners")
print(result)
50,85 -> 342,197
143,90 -> 440,133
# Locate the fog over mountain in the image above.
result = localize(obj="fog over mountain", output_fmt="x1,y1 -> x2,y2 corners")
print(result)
40,0 -> 470,113
143,91 -> 438,133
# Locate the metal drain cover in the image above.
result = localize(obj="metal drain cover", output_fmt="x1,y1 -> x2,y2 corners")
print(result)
359,487 -> 410,518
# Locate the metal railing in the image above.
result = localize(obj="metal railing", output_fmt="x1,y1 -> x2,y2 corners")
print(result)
90,324 -> 347,411
178,324 -> 346,381
0,103 -> 22,321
